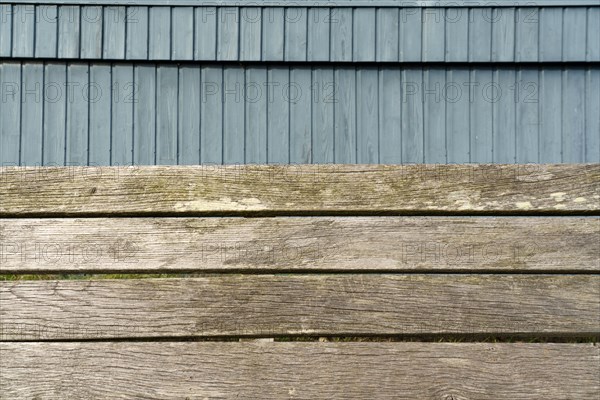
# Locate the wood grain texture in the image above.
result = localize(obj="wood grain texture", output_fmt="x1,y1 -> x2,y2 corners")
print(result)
1,165 -> 598,216
1,342 -> 598,399
1,217 -> 597,273
1,275 -> 598,340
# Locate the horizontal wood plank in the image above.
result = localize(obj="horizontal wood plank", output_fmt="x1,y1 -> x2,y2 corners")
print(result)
1,342 -> 598,399
1,165 -> 598,216
2,275 -> 597,340
1,217 -> 598,272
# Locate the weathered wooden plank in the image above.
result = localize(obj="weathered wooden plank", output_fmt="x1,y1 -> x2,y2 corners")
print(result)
1,342 -> 598,399
0,165 -> 598,215
1,275 -> 598,340
1,217 -> 597,273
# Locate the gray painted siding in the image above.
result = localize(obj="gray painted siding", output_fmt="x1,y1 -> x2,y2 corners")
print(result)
1,62 -> 598,166
1,4 -> 598,62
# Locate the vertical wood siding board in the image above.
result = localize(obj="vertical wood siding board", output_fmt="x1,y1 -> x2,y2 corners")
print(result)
401,68 -> 424,163
312,68 -> 334,163
102,6 -> 126,59
376,8 -> 399,62
110,64 -> 134,166
516,68 -> 539,163
539,68 -> 562,163
245,67 -> 267,164
353,8 -> 376,62
330,8 -> 351,62
588,8 -> 600,61
262,8 -> 284,62
133,65 -> 155,165
0,5 -> 12,57
80,6 -> 103,59
200,66 -> 223,164
65,64 -> 88,166
88,64 -> 111,166
539,7 -> 562,62
223,67 -> 245,164
35,5 -> 58,58
585,69 -> 600,162
562,69 -> 586,163
267,67 -> 289,164
356,68 -> 379,164
563,7 -> 587,62
217,7 -> 239,61
41,63 -> 66,166
285,7 -> 307,62
469,7 -> 492,62
155,65 -> 178,165
445,7 -> 468,62
11,4 -> 35,57
195,7 -> 216,60
149,7 -> 170,60
491,7 -> 515,62
0,63 -> 21,165
171,7 -> 193,60
58,6 -> 80,59
334,68 -> 356,163
515,7 -> 539,62
424,68 -> 446,163
399,8 -> 422,62
20,63 -> 44,166
307,8 -> 330,62
125,6 -> 148,60
379,68 -> 401,164
492,68 -> 516,163
240,7 -> 261,61
290,67 -> 312,163
445,68 -> 470,163
469,68 -> 493,163
422,8 -> 444,62
178,66 -> 200,165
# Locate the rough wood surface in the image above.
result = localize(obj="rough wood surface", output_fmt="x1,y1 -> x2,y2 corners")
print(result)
1,165 -> 598,215
2,275 -> 597,340
2,216 -> 597,272
1,342 -> 598,399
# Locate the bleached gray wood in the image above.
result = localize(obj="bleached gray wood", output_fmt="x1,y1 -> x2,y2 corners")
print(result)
35,5 -> 58,58
41,63 -> 66,166
125,6 -> 148,60
422,7 -> 444,62
539,7 -> 562,62
194,6 -> 216,60
217,7 -> 238,61
103,6 -> 125,59
515,7 -> 539,62
240,7 -> 261,61
88,64 -> 111,165
330,8 -> 352,62
423,68 -> 446,163
111,64 -> 134,165
262,7 -> 284,61
171,7 -> 193,60
307,8 -> 329,61
223,67 -> 245,164
244,67 -> 267,163
0,63 -> 20,165
155,65 -> 178,165
312,68 -> 334,163
1,275 -> 598,339
20,64 -> 43,166
334,68 -> 356,163
65,64 -> 88,166
2,343 -> 598,399
376,8 -> 398,62
491,7 -> 515,62
446,68 -> 470,163
80,6 -> 103,59
285,7 -> 307,61
178,66 -> 200,165
3,216 -> 597,273
58,6 -> 79,58
133,65 -> 155,165
11,4 -> 34,57
149,6 -> 170,60
289,67 -> 312,163
200,66 -> 222,164
353,8 -> 375,62
399,8 -> 421,61
379,68 -> 401,163
357,68 -> 378,164
3,164 -> 597,216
